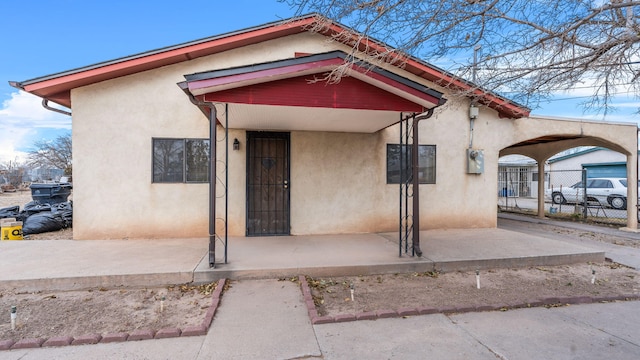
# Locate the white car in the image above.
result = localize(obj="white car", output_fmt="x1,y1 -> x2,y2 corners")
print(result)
547,177 -> 632,210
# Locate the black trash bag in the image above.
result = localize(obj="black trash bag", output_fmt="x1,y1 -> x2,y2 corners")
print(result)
21,201 -> 52,217
51,201 -> 73,228
22,212 -> 66,235
0,205 -> 20,219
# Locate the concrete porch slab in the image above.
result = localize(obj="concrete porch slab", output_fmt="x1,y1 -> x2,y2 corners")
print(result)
0,238 -> 207,292
194,228 -> 604,283
0,227 -> 603,292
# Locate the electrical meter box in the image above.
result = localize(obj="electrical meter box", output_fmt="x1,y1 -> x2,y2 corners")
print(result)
467,149 -> 484,174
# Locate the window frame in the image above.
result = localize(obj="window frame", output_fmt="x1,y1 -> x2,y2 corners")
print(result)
152,138 -> 210,184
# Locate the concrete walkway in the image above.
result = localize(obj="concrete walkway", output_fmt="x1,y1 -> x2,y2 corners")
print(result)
197,279 -> 320,359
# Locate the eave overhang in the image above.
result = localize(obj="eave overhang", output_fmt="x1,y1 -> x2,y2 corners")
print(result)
10,13 -> 529,119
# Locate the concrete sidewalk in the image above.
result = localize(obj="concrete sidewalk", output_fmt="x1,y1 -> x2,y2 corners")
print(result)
3,281 -> 639,360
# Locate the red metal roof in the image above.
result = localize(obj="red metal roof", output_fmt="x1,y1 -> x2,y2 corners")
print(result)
12,14 -> 529,118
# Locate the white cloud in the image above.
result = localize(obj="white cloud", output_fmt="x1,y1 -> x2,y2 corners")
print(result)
0,91 -> 71,163
0,91 -> 71,128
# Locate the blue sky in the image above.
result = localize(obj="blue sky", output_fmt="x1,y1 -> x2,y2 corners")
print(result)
1,0 -> 638,163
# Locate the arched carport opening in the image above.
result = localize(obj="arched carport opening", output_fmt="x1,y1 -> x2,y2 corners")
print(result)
500,128 -> 638,230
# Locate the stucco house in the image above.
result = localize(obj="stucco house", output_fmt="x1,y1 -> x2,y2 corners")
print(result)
11,15 -> 639,263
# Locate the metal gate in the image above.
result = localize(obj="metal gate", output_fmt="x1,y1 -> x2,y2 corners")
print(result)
246,132 -> 290,236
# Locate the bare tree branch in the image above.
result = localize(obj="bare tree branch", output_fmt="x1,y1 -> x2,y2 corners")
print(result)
284,0 -> 640,113
27,133 -> 72,175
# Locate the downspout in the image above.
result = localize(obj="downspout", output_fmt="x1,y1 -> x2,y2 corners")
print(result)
186,93 -> 218,268
411,106 -> 436,257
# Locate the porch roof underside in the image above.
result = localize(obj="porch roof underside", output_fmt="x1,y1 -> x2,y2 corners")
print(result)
180,51 -> 446,133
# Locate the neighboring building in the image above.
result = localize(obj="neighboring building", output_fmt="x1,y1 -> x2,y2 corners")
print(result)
545,147 -> 626,191
498,155 -> 538,198
548,147 -> 630,176
11,14 -> 639,241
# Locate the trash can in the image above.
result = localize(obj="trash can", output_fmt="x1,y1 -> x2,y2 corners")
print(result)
29,183 -> 72,204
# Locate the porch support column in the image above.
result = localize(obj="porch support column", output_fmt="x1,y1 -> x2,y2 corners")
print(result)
537,160 -> 546,219
625,151 -> 638,229
209,105 -> 218,267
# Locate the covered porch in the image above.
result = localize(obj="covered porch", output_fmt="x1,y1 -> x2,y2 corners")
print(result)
179,51 -> 448,267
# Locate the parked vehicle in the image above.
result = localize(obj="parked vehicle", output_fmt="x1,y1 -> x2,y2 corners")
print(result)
546,177 -> 634,210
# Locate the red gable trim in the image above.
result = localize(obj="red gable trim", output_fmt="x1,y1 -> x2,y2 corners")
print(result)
188,54 -> 443,108
203,75 -> 425,112
188,58 -> 343,93
348,64 -> 443,107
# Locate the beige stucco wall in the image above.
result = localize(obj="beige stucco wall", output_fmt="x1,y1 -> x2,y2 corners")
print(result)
71,32 -> 355,239
70,31 -> 639,239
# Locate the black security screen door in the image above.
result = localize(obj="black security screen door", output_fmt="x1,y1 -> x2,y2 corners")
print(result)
246,132 -> 290,236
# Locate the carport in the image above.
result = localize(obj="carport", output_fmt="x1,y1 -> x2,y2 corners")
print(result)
499,115 -> 638,230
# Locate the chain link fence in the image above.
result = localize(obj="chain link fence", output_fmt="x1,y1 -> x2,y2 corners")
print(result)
498,167 -> 628,225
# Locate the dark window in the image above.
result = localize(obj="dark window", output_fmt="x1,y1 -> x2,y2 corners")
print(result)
185,139 -> 210,182
590,179 -> 613,188
386,144 -> 436,184
153,138 -> 209,183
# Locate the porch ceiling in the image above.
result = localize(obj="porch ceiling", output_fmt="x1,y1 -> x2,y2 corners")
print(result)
214,103 -> 404,133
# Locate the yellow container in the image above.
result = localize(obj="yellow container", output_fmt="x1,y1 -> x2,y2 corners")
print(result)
1,221 -> 23,240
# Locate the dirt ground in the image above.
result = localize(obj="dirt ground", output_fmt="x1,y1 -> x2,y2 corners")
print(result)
309,263 -> 640,317
0,282 -> 219,343
2,191 -> 640,343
